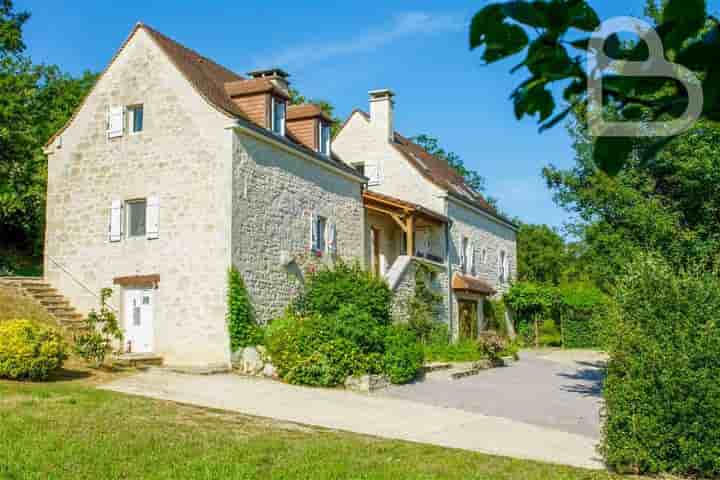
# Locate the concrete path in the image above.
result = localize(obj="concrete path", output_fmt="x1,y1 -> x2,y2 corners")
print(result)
101,368 -> 603,470
382,350 -> 605,439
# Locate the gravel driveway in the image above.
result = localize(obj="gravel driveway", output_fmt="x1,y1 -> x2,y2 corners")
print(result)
381,349 -> 606,439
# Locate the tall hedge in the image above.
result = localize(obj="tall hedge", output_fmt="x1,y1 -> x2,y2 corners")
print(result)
601,257 -> 720,476
557,283 -> 608,349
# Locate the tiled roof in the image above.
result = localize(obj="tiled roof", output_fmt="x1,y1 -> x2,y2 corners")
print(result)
451,273 -> 497,295
141,24 -> 248,119
47,23 -> 364,181
343,111 -> 516,229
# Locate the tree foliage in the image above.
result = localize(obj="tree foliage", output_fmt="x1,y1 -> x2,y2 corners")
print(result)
468,0 -> 718,174
409,134 -> 488,194
516,223 -> 568,285
0,1 -> 97,252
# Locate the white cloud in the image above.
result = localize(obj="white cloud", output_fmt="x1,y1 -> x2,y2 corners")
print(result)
254,11 -> 464,70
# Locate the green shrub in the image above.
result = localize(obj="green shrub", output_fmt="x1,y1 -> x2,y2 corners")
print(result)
0,319 -> 66,380
601,256 -> 720,477
294,261 -> 392,323
424,337 -> 483,362
557,283 -> 608,349
538,319 -> 562,347
74,288 -> 122,368
483,299 -> 507,335
227,267 -> 263,351
382,325 -> 424,384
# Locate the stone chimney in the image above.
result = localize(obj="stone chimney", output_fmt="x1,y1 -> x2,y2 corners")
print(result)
248,68 -> 290,97
369,89 -> 395,142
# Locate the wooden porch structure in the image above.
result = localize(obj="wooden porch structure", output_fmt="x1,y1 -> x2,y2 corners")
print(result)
362,190 -> 448,258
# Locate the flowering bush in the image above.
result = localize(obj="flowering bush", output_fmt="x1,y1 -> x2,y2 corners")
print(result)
0,319 -> 66,380
478,331 -> 507,363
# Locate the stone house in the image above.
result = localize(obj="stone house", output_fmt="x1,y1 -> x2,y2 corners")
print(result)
43,24 -> 365,370
333,90 -> 518,340
42,23 -> 517,370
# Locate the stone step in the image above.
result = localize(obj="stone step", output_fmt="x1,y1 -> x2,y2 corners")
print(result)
423,362 -> 452,373
113,353 -> 163,369
29,288 -> 60,296
38,296 -> 69,306
47,307 -> 79,316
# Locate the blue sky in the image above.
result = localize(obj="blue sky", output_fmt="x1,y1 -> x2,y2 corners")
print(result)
16,0 -> 697,231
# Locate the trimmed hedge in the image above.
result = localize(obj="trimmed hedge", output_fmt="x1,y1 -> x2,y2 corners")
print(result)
601,256 -> 720,476
0,319 -> 66,380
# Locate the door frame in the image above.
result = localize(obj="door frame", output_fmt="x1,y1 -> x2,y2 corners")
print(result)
122,286 -> 155,353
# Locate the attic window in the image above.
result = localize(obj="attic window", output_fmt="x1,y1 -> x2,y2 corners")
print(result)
319,122 -> 332,156
128,105 -> 144,133
271,97 -> 286,136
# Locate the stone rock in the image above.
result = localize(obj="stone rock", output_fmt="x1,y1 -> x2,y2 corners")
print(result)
240,346 -> 264,375
345,374 -> 390,393
262,363 -> 277,378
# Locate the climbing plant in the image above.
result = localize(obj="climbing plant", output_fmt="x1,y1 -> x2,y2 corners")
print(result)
227,267 -> 262,351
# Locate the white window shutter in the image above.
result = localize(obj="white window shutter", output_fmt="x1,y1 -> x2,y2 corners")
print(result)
107,106 -> 124,139
459,236 -> 466,271
146,196 -> 159,240
365,164 -> 380,185
109,200 -> 122,242
504,254 -> 511,282
310,212 -> 318,251
328,222 -> 337,255
468,241 -> 476,275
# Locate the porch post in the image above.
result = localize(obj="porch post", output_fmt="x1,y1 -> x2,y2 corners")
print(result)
406,214 -> 415,257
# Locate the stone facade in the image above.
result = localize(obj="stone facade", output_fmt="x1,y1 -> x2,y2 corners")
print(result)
230,131 -> 365,324
334,102 -> 518,341
43,26 -> 366,368
44,28 -> 233,369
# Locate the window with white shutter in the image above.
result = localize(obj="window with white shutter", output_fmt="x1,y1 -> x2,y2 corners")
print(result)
460,236 -> 468,272
498,250 -> 507,283
364,164 -> 380,185
146,196 -> 159,240
126,200 -> 147,237
107,106 -> 125,139
310,212 -> 318,251
109,200 -> 123,242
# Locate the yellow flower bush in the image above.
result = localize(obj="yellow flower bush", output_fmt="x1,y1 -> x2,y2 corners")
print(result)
0,319 -> 66,380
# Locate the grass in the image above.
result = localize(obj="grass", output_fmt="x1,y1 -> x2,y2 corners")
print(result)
423,338 -> 485,363
0,377 -> 622,480
0,283 -> 619,479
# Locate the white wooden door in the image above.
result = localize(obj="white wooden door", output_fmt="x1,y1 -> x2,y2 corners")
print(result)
124,288 -> 154,353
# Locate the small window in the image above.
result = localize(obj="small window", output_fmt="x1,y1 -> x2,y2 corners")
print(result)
319,122 -> 332,155
316,215 -> 327,253
128,105 -> 144,133
127,199 -> 147,237
271,97 -> 286,135
481,247 -> 487,264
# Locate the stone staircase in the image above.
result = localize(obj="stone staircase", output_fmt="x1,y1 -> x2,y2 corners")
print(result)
0,277 -> 87,334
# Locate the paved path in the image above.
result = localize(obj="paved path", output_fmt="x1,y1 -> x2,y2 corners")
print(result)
101,365 -> 604,470
382,350 -> 605,439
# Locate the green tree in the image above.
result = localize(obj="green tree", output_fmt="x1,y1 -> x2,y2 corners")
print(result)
468,0 -> 718,174
409,134 -> 488,195
516,223 -> 567,285
0,1 -> 97,252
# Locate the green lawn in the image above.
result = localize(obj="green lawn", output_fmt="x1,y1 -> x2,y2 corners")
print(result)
0,379 -> 622,480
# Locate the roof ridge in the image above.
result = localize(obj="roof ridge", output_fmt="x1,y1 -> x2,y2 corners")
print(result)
139,23 -> 245,82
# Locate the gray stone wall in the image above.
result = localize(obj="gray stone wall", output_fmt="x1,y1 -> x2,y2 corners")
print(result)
390,258 -> 449,327
231,132 -> 365,324
44,29 -> 233,368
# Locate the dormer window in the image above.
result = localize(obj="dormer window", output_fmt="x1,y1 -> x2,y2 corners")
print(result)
319,122 -> 331,156
271,97 -> 286,136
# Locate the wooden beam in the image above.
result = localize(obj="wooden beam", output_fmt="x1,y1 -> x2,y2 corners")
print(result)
390,214 -> 407,232
366,204 -> 404,218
